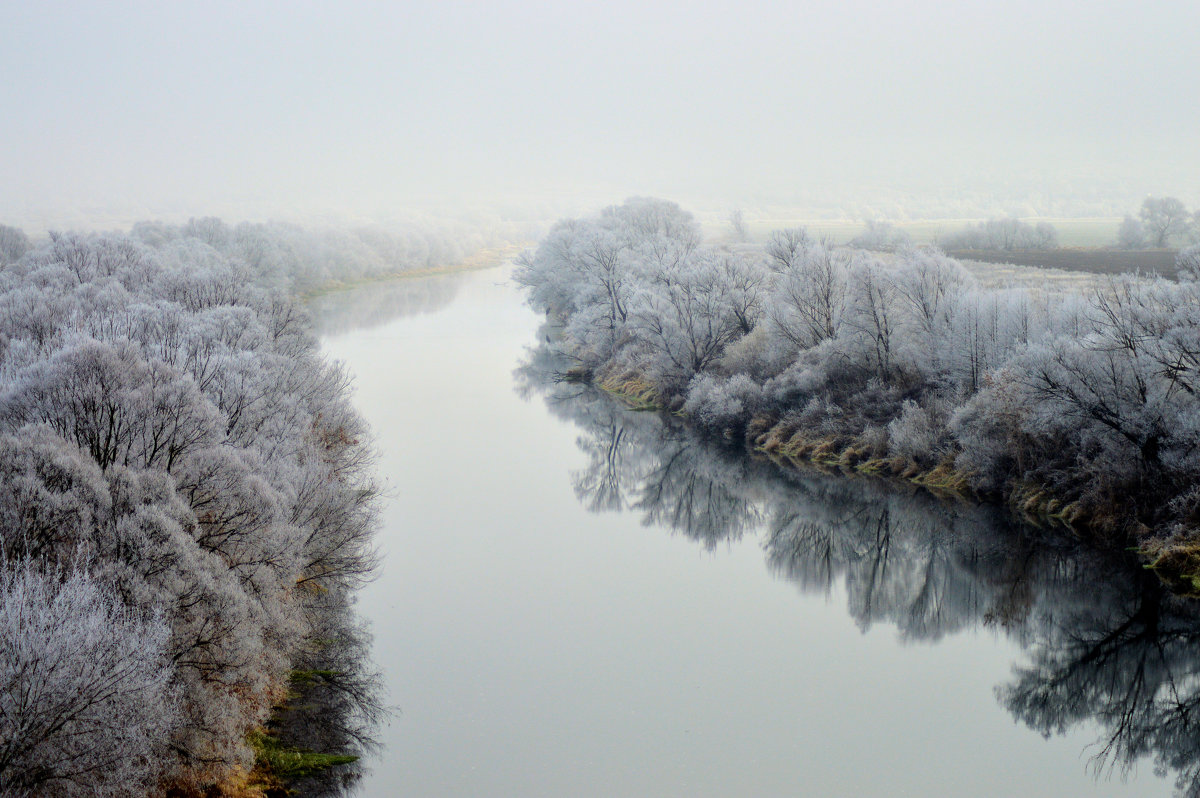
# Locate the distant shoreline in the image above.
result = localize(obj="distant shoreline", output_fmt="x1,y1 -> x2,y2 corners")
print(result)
300,243 -> 527,300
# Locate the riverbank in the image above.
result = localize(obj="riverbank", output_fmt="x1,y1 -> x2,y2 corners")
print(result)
597,364 -> 1164,562
597,360 -> 1200,591
516,198 -> 1200,599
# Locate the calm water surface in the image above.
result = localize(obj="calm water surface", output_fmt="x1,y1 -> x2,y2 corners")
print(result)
312,266 -> 1200,797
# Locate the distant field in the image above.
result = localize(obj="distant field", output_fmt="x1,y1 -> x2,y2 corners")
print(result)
948,248 -> 1180,277
707,215 -> 1125,248
707,214 -> 1188,278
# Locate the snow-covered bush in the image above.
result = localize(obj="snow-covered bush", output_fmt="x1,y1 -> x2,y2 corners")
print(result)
684,373 -> 762,433
887,400 -> 949,466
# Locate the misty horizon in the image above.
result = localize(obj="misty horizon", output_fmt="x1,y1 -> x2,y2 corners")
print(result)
3,0 -> 1198,229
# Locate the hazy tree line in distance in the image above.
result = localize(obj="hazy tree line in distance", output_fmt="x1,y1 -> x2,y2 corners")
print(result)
0,217 -> 505,795
848,195 -> 1200,254
1117,197 -> 1200,249
516,198 -> 1200,585
848,216 -> 1057,254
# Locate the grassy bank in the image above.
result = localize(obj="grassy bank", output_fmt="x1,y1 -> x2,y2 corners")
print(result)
746,415 -> 1200,593
597,368 -> 1200,592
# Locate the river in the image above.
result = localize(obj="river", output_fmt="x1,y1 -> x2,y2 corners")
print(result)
311,264 -> 1200,797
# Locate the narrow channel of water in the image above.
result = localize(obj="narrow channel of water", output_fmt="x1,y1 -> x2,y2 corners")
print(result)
312,265 -> 1200,797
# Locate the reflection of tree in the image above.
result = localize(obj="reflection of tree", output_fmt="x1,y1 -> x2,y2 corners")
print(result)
517,335 -> 1200,796
516,337 -> 758,548
268,587 -> 385,796
307,273 -> 465,336
764,476 -> 999,640
632,439 -> 760,548
1001,576 -> 1200,796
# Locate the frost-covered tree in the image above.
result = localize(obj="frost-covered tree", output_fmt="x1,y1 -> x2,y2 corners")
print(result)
1140,196 -> 1192,248
728,209 -> 749,242
763,231 -> 847,352
627,249 -> 757,388
1,338 -> 222,472
0,224 -> 29,264
1116,214 -> 1146,249
849,219 -> 912,252
0,227 -> 385,791
840,257 -> 899,382
0,563 -> 178,797
940,218 -> 1058,251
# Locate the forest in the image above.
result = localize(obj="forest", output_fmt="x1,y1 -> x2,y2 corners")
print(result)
516,198 -> 1200,586
0,218 -> 497,796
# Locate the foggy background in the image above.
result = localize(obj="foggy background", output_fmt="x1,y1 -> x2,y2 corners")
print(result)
3,0 -> 1198,229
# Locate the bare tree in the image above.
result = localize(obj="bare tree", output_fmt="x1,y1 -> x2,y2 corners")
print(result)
1140,196 -> 1192,248
728,209 -> 749,242
0,224 -> 28,264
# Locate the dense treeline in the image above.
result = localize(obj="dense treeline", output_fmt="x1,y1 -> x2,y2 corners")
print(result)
518,360 -> 1200,794
517,198 -> 1200,583
0,222 -> 419,794
128,215 -> 517,294
937,217 -> 1058,251
3,215 -> 511,299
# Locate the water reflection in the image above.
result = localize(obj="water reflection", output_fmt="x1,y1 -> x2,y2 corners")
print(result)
517,330 -> 1200,796
267,588 -> 385,797
307,273 -> 465,336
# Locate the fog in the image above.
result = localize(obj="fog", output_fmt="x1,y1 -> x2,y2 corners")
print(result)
3,0 -> 1198,228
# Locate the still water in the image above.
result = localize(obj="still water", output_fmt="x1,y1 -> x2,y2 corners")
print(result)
312,265 -> 1200,797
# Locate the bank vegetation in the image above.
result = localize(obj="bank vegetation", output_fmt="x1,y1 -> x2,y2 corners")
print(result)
516,198 -> 1200,589
0,217 -> 506,796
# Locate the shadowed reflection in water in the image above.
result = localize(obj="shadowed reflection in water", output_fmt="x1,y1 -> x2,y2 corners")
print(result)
266,587 -> 385,797
517,330 -> 1200,797
252,587 -> 385,797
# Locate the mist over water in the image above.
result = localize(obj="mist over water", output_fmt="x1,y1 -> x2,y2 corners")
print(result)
315,266 -> 1200,797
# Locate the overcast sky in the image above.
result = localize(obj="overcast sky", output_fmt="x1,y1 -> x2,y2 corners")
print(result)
2,0 -> 1197,224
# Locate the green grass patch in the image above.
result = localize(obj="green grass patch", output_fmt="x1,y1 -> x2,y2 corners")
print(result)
248,730 -> 358,782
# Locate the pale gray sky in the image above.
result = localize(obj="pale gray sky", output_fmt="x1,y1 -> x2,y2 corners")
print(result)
2,0 -> 1197,224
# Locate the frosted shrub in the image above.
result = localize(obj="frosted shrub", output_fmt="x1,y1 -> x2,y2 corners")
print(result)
859,424 -> 889,457
948,383 -> 1019,491
684,373 -> 762,433
887,399 -> 948,466
718,323 -> 780,380
1179,245 -> 1200,279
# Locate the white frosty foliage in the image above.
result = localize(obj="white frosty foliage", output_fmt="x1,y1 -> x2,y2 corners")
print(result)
0,225 -> 385,787
0,563 -> 178,797
519,197 -> 1200,534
